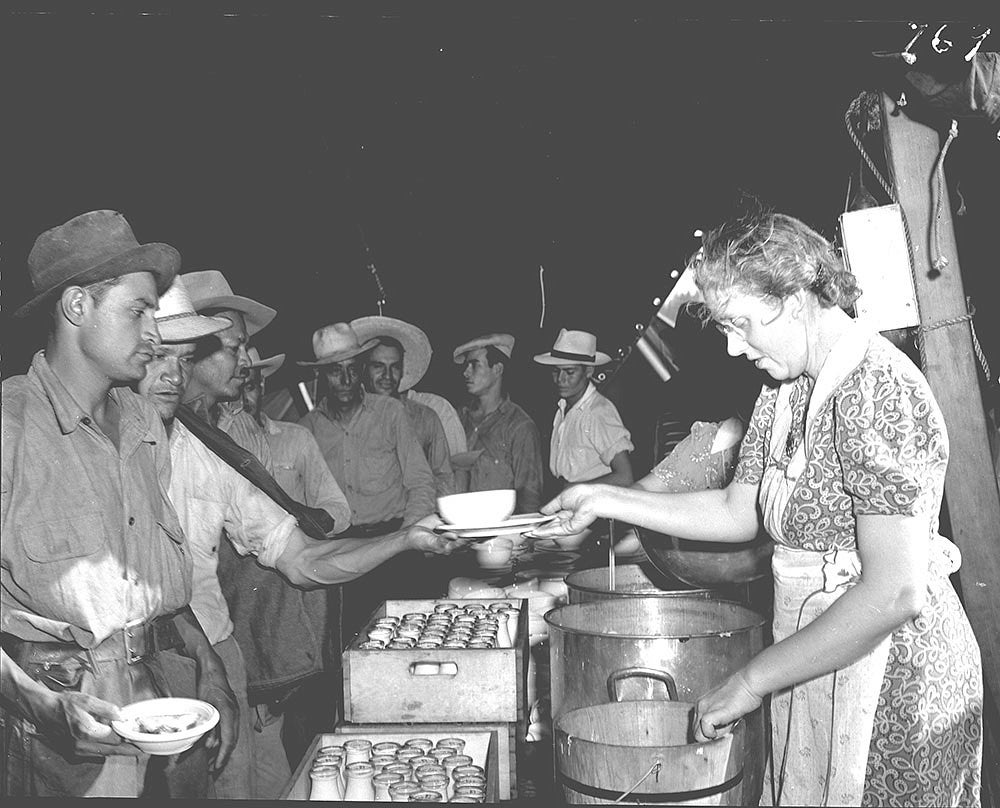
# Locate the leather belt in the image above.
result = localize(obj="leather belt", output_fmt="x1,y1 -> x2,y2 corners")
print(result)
3,613 -> 184,669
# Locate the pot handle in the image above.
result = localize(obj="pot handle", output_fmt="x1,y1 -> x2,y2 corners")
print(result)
607,667 -> 679,703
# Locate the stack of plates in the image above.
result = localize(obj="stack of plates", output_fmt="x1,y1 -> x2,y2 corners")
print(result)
433,513 -> 557,540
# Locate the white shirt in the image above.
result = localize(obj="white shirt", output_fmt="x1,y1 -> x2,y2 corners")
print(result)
550,382 -> 634,483
168,420 -> 298,644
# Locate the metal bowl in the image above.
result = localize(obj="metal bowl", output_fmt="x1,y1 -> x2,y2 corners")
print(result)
637,528 -> 774,588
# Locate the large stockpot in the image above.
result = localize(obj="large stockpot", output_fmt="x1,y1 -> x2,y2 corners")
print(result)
565,563 -> 747,605
545,596 -> 768,805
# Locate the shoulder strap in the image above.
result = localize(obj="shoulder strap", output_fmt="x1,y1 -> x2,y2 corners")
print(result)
176,404 -> 336,541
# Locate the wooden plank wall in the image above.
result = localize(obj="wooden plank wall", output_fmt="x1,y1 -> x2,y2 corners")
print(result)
880,92 -> 1000,804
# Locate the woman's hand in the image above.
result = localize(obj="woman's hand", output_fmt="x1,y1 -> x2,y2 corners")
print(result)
693,670 -> 762,742
531,484 -> 605,537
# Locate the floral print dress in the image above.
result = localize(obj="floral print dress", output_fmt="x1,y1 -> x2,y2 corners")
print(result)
735,324 -> 983,806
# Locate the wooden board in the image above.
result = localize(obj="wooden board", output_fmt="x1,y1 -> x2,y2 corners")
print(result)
281,726 -> 498,802
342,599 -> 529,726
881,92 -> 1000,707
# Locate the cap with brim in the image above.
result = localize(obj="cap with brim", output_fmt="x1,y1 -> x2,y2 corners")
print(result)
248,348 -> 286,379
297,322 -> 380,367
182,269 -> 277,337
350,315 -> 432,392
15,209 -> 179,318
155,276 -> 233,343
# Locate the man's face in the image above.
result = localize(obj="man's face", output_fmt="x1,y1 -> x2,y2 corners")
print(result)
551,364 -> 591,401
322,357 -> 362,407
138,342 -> 197,421
243,368 -> 263,419
189,310 -> 250,402
78,271 -> 160,384
461,347 -> 502,398
364,343 -> 403,398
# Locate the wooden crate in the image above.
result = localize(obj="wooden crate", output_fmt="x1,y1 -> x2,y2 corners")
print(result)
342,598 -> 528,726
281,725 -> 499,802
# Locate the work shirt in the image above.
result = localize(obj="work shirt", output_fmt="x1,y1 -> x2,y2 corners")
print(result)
1,352 -> 191,648
262,414 -> 352,532
300,391 -> 435,527
168,419 -> 298,645
550,382 -> 634,483
406,390 -> 467,456
458,397 -> 544,513
401,397 -> 455,497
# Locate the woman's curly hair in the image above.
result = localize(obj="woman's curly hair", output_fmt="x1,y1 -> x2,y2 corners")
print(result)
689,206 -> 860,322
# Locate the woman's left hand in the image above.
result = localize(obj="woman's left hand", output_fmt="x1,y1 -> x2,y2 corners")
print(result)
693,670 -> 762,742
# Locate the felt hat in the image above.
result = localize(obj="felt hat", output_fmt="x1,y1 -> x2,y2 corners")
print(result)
350,315 -> 432,392
15,209 -> 179,317
297,322 -> 380,367
452,333 -> 515,363
182,269 -> 276,337
248,347 -> 286,379
533,329 -> 611,366
154,276 -> 232,343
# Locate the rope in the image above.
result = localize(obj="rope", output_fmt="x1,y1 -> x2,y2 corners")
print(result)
844,92 -> 896,202
930,119 -> 959,273
916,304 -> 993,384
612,761 -> 662,804
538,264 -> 547,328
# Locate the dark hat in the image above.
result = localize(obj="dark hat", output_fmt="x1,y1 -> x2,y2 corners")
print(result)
14,210 -> 180,318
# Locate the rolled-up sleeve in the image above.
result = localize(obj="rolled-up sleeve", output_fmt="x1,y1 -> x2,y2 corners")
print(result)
224,473 -> 299,569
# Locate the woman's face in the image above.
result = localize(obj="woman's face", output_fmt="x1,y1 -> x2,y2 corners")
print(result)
706,289 -> 805,381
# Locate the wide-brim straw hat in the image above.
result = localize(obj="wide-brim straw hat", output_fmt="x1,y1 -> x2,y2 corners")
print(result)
297,322 -> 380,367
182,269 -> 276,337
533,328 -> 611,366
15,209 -> 179,318
350,315 -> 432,392
452,333 -> 515,363
248,347 -> 286,379
155,276 -> 233,343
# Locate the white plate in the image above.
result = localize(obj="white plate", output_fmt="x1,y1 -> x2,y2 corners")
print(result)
435,513 -> 557,538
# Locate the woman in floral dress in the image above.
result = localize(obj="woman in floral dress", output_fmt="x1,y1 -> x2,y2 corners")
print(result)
534,211 -> 982,806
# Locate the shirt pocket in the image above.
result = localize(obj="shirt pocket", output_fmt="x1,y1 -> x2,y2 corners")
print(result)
359,448 -> 399,495
20,512 -> 105,562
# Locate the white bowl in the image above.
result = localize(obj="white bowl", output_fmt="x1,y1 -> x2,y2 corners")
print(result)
437,490 -> 516,526
112,697 -> 219,755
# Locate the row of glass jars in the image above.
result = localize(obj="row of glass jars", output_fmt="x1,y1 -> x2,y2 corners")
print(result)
359,602 -> 518,651
309,736 -> 487,802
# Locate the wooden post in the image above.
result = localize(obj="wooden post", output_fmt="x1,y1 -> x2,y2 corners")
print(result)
880,92 -> 1000,705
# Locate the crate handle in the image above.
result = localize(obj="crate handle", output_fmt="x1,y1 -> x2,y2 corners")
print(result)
408,662 -> 459,677
607,667 -> 678,702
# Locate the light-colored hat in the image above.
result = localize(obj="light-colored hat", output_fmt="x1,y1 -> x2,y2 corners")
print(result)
533,329 -> 611,366
350,315 -> 432,392
452,333 -> 515,364
15,210 -> 179,318
248,347 -> 286,379
182,269 -> 276,337
155,276 -> 233,343
297,322 -> 380,367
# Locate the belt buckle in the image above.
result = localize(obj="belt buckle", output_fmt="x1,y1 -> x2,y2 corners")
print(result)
123,619 -> 149,665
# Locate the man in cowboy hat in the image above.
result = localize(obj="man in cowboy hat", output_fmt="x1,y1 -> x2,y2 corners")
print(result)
243,348 -> 352,765
352,315 -> 455,497
534,329 -> 634,490
452,332 -> 544,513
2,210 -> 238,798
298,322 -> 437,641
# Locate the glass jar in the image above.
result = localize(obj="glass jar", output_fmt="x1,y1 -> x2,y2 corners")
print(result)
371,770 -> 403,801
343,761 -> 376,801
343,738 -> 373,765
436,737 -> 466,755
387,781 -> 422,802
308,765 -> 343,801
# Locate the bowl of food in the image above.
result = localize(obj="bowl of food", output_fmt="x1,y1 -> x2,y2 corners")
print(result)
112,697 -> 219,755
437,489 -> 516,526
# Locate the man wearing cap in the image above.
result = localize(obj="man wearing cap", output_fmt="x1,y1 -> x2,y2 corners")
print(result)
243,348 -> 352,764
298,322 -> 437,641
352,316 -> 455,497
1,211 -> 237,798
534,329 -> 634,490
453,333 -> 544,513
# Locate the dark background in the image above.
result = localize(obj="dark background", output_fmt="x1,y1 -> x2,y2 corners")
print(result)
3,4 -> 997,473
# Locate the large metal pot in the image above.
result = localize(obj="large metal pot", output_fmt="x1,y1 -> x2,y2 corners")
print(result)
546,596 -> 768,805
565,563 -> 746,605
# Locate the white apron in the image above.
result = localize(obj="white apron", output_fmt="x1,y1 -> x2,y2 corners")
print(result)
758,323 -> 892,807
